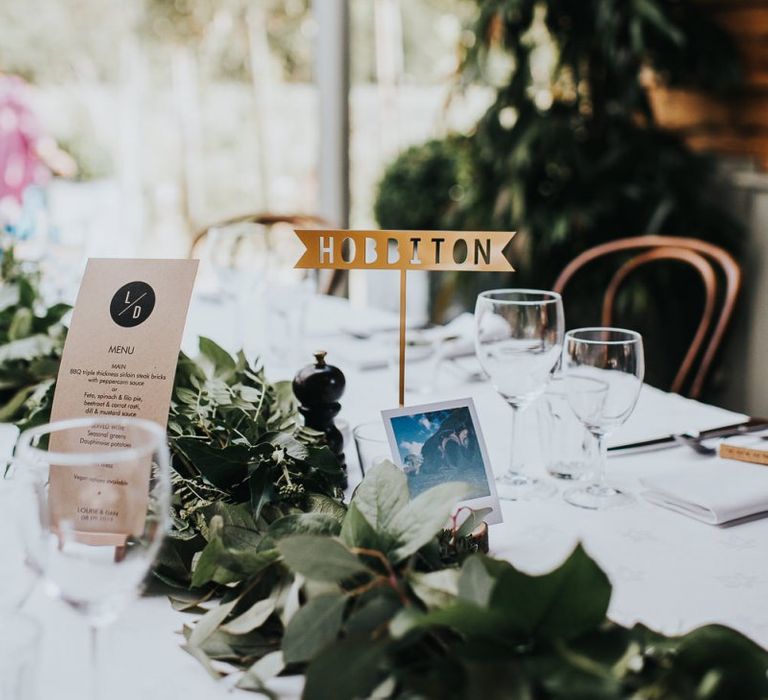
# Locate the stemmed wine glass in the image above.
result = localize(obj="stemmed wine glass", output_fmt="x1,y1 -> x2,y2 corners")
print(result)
475,289 -> 564,500
14,417 -> 171,700
562,327 -> 644,509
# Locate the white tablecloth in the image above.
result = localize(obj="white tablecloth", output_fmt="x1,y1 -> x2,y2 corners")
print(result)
19,293 -> 768,699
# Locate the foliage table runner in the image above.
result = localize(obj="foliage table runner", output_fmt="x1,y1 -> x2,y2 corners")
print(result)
2,257 -> 765,699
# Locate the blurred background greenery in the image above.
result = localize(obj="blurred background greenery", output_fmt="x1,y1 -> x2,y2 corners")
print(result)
2,0 -> 768,404
373,0 -> 747,393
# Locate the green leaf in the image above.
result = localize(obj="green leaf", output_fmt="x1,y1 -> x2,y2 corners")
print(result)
181,643 -> 223,681
173,437 -> 249,490
305,445 -> 341,472
237,651 -> 285,692
306,493 -> 347,522
8,307 -> 32,340
490,544 -> 611,640
671,624 -> 768,697
188,598 -> 238,647
191,536 -> 230,587
0,384 -> 36,422
270,432 -> 309,461
268,512 -> 341,539
248,464 -> 273,520
282,594 -> 347,664
40,302 -> 71,327
389,601 -> 500,639
221,598 -> 276,635
198,336 -> 236,377
410,569 -> 460,609
277,535 -> 370,582
340,502 -> 383,550
344,593 -> 402,639
351,460 -> 409,530
191,531 -> 278,587
457,555 -> 498,607
303,639 -> 388,700
387,482 -> 471,561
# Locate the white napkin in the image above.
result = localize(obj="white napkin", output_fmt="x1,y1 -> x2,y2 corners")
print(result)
641,460 -> 768,524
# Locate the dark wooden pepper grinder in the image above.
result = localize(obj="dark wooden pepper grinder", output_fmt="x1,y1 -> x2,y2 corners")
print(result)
293,350 -> 346,470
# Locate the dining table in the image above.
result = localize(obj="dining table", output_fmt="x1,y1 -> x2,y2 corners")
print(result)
10,290 -> 767,700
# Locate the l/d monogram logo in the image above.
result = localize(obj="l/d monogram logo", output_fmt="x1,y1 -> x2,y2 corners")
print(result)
110,281 -> 156,327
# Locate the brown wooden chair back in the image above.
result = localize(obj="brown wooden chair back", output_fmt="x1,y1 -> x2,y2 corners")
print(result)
189,213 -> 345,296
553,235 -> 741,398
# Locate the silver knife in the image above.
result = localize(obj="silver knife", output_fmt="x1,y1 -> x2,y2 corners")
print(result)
608,419 -> 768,455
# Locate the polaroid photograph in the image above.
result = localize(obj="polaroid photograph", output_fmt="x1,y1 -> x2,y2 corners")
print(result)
381,397 -> 502,525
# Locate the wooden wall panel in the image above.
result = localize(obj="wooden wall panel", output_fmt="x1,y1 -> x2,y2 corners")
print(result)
650,1 -> 768,169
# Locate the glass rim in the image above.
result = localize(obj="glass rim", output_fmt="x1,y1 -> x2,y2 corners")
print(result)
353,421 -> 388,442
565,327 -> 642,345
477,288 -> 562,306
16,416 -> 167,467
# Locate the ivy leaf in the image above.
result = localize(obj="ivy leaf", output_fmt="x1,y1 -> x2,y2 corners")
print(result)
305,445 -> 341,473
270,432 -> 309,461
277,535 -> 370,582
282,594 -> 347,664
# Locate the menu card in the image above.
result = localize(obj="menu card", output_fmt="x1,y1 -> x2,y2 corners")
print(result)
48,259 -> 198,543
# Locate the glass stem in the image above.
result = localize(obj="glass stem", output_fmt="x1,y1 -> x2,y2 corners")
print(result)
508,405 -> 523,476
594,433 -> 607,487
90,625 -> 100,700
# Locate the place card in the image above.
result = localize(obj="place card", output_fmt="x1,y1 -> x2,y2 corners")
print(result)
381,398 -> 502,525
48,259 -> 198,543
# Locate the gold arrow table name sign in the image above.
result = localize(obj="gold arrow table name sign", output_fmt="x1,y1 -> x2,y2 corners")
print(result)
294,229 -> 516,405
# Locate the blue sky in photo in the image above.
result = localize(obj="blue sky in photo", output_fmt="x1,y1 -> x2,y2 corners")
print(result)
389,406 -> 491,498
390,408 -> 452,463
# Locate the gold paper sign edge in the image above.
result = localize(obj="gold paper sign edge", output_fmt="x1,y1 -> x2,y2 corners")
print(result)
294,229 -> 515,272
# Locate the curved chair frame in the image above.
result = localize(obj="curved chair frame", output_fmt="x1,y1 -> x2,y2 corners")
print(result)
553,235 -> 741,398
189,213 -> 345,296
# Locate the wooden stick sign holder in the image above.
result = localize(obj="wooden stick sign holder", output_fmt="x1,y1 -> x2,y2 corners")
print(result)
294,229 -> 515,406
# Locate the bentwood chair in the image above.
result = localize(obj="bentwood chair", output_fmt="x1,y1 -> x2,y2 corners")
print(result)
189,213 -> 345,296
553,235 -> 741,399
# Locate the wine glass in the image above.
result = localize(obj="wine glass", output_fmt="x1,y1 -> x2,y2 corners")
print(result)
0,473 -> 42,700
14,417 -> 171,700
475,289 -> 564,500
562,327 -> 644,509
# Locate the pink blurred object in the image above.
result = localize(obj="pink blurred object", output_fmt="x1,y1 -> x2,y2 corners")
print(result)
0,75 -> 50,205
